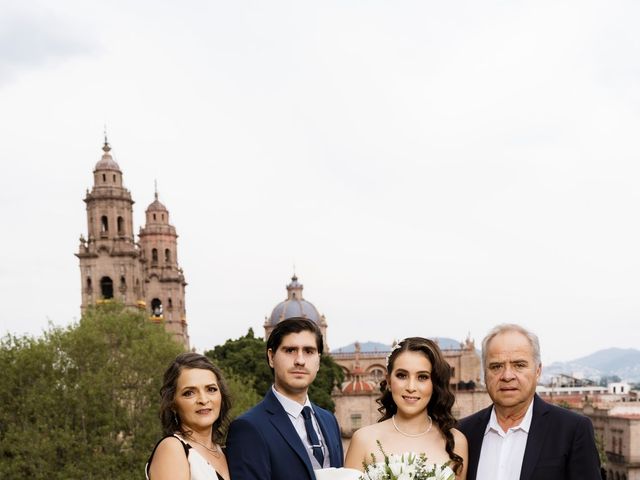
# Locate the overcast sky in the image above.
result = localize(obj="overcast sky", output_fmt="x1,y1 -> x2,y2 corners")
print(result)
1,1 -> 639,365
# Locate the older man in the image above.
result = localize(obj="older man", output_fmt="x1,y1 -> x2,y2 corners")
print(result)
458,324 -> 601,480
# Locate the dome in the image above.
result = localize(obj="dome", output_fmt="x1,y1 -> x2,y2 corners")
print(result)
342,377 -> 375,394
267,275 -> 322,326
146,194 -> 167,212
94,142 -> 121,172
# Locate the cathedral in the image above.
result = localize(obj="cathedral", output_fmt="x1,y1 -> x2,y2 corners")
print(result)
264,275 -> 490,441
76,140 -> 190,347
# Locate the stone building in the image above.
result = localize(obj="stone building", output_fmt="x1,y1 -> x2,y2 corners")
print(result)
332,338 -> 489,440
587,404 -> 640,480
540,385 -> 640,479
76,140 -> 189,347
263,274 -> 489,443
264,275 -> 329,349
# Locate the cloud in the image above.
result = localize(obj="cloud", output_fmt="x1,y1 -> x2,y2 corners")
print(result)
0,5 -> 98,85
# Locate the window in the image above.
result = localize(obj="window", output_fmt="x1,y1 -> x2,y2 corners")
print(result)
86,277 -> 92,292
168,298 -> 173,309
350,414 -> 362,430
151,298 -> 163,317
102,173 -> 106,182
165,249 -> 171,263
152,248 -> 158,263
100,276 -> 113,299
101,216 -> 109,233
117,216 -> 124,236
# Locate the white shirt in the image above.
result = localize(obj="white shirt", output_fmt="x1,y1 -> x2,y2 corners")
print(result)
476,399 -> 534,480
271,386 -> 330,469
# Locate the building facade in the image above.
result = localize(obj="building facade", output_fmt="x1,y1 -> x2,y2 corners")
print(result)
263,274 -> 489,444
76,140 -> 189,347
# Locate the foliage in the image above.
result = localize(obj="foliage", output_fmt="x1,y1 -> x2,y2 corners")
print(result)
0,303 -> 183,480
206,328 -> 345,413
206,328 -> 273,399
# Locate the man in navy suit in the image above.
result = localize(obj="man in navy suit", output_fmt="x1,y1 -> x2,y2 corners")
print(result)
458,324 -> 602,480
226,317 -> 344,479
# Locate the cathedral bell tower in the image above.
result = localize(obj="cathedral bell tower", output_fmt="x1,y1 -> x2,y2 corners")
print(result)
76,139 -> 190,348
76,140 -> 142,309
138,189 -> 189,346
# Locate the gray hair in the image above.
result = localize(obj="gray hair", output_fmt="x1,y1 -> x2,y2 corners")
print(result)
481,323 -> 541,372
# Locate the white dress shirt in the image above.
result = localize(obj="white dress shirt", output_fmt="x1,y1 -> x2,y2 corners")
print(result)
271,386 -> 330,469
476,399 -> 534,480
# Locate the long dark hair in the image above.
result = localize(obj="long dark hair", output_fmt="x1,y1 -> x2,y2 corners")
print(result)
378,337 -> 463,474
159,352 -> 232,443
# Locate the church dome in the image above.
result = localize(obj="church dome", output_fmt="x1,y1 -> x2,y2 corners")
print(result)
268,275 -> 322,326
146,196 -> 167,212
342,375 -> 375,394
94,142 -> 121,172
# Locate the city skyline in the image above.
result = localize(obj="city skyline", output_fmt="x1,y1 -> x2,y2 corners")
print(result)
1,1 -> 639,364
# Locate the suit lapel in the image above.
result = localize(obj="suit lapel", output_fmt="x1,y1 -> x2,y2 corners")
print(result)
519,395 -> 550,480
467,407 -> 492,480
264,390 -> 315,479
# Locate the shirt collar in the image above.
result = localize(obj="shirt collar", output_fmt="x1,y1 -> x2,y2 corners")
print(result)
271,385 -> 312,419
485,397 -> 534,435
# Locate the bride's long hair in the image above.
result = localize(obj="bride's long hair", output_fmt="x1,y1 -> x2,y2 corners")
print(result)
378,337 -> 463,474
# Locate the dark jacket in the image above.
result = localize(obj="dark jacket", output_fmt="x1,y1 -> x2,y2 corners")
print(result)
226,388 -> 344,480
458,394 -> 601,480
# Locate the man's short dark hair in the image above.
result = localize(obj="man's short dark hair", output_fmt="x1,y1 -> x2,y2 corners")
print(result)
266,317 -> 324,361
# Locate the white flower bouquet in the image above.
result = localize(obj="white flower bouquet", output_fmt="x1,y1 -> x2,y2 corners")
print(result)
360,441 -> 455,480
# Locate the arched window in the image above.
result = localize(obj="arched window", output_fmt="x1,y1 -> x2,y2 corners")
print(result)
117,216 -> 124,236
151,298 -> 163,317
151,248 -> 158,263
153,213 -> 157,221
165,249 -> 171,263
168,298 -> 173,309
369,367 -> 385,383
86,277 -> 92,292
102,173 -> 106,182
120,275 -> 126,291
112,174 -> 116,182
101,216 -> 109,233
100,276 -> 113,299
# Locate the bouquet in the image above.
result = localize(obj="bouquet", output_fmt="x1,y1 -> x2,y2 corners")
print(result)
359,441 -> 455,480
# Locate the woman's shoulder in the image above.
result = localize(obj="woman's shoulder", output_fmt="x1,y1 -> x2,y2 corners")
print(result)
450,427 -> 468,445
147,435 -> 190,479
352,419 -> 390,438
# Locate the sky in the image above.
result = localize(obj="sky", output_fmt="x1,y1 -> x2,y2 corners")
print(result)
1,0 -> 639,365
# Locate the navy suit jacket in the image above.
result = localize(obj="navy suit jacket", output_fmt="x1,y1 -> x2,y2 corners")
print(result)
226,389 -> 344,480
458,394 -> 601,480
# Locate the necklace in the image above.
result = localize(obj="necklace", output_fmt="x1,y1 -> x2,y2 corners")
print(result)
392,414 -> 433,437
185,435 -> 221,457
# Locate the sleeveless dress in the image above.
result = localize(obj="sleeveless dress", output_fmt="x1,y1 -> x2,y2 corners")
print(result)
145,434 -> 225,480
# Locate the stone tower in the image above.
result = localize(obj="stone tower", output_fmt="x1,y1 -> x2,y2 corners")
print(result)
138,189 -> 189,345
76,140 -> 189,347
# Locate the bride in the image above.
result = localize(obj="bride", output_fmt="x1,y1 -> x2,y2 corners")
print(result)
344,337 -> 467,479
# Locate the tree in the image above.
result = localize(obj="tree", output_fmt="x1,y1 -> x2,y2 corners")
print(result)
206,328 -> 344,413
0,303 -> 183,480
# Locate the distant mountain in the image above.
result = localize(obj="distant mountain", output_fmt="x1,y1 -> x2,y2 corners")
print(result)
542,348 -> 640,384
333,337 -> 462,354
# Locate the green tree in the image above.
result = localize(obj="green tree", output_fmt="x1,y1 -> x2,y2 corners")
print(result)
206,328 -> 344,412
0,303 -> 183,480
